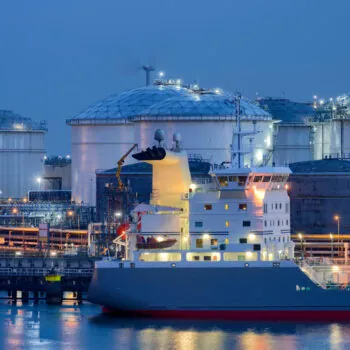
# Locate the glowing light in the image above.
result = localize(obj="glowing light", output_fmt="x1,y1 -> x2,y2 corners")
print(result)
332,265 -> 339,272
67,210 -> 74,217
298,233 -> 303,240
330,234 -> 333,239
246,251 -> 253,258
284,184 -> 289,190
22,198 -> 27,203
8,198 -> 12,203
50,251 -> 57,257
176,79 -> 182,85
330,97 -> 333,101
203,233 -> 210,240
57,214 -> 62,220
43,155 -> 47,160
333,106 -> 337,111
12,208 -> 18,214
214,88 -> 222,94
255,150 -> 263,162
264,136 -> 271,147
66,154 -> 71,159
334,215 -> 340,221
156,236 -> 164,242
115,212 -> 122,217
252,186 -> 265,200
159,71 -> 165,78
319,99 -> 324,105
248,233 -> 256,241
313,95 -> 318,99
189,184 -> 197,191
15,251 -> 22,256
36,177 -> 42,184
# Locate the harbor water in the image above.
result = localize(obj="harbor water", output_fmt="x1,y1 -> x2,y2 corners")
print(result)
0,301 -> 350,349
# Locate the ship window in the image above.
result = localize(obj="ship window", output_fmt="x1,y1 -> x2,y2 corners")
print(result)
285,203 -> 289,213
193,256 -> 200,261
218,176 -> 228,187
196,239 -> 203,248
286,219 -> 289,225
229,176 -> 238,182
264,204 -> 267,213
238,176 -> 247,186
253,176 -> 263,182
275,203 -> 278,209
278,220 -> 280,226
279,203 -> 282,209
271,204 -> 273,210
195,221 -> 203,228
263,176 -> 271,182
243,221 -> 251,227
239,203 -> 247,211
225,204 -> 229,210
204,256 -> 211,261
225,221 -> 230,227
264,220 -> 267,227
204,204 -> 212,210
211,239 -> 218,247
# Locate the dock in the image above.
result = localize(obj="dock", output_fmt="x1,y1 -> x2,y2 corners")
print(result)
0,252 -> 96,304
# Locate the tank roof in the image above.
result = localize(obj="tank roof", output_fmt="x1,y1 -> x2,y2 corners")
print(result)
138,93 -> 270,119
68,83 -> 271,123
0,110 -> 47,131
290,159 -> 350,173
256,98 -> 315,123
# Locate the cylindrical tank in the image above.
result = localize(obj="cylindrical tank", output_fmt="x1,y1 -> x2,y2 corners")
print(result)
0,110 -> 46,198
68,120 -> 134,205
273,123 -> 313,165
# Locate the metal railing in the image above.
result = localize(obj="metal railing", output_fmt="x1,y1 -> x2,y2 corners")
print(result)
0,267 -> 93,277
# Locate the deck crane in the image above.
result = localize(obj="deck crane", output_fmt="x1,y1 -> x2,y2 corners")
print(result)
116,144 -> 138,190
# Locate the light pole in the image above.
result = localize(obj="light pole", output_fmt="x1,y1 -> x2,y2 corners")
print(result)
298,233 -> 303,259
57,214 -> 62,251
334,215 -> 340,257
330,233 -> 334,258
36,177 -> 42,190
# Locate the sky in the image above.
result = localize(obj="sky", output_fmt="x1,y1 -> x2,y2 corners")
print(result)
0,0 -> 350,155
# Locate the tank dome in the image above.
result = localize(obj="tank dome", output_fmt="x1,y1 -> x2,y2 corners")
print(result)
137,93 -> 271,118
71,85 -> 190,120
0,110 -> 46,131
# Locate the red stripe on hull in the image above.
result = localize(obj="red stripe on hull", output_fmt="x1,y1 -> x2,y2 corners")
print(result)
102,308 -> 350,321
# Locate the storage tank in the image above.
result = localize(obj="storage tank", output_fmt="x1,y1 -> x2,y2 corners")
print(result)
67,81 -> 273,205
0,110 -> 46,198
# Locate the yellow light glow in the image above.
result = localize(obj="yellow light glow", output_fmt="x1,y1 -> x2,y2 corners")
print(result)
334,215 -> 340,221
224,204 -> 229,210
202,233 -> 210,240
253,186 -> 265,200
22,198 -> 27,203
12,208 -> 18,214
332,265 -> 339,272
298,233 -> 303,240
189,183 -> 197,191
156,236 -> 164,242
284,184 -> 289,190
246,251 -> 253,258
330,234 -> 333,239
248,233 -> 256,241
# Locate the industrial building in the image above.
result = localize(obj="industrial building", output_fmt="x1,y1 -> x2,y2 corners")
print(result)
67,80 -> 274,205
0,110 -> 46,199
288,159 -> 350,235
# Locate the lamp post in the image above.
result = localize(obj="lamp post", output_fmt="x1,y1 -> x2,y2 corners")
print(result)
57,215 -> 62,251
36,177 -> 42,190
298,233 -> 303,259
334,215 -> 340,257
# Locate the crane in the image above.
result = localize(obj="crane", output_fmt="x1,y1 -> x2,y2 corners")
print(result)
116,144 -> 138,190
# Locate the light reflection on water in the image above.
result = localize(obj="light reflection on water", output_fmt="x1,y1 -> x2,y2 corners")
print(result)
0,302 -> 349,349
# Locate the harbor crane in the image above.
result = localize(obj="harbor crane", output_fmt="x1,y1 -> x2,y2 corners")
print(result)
116,144 -> 138,190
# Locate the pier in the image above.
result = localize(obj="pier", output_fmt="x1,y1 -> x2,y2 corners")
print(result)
0,252 -> 95,304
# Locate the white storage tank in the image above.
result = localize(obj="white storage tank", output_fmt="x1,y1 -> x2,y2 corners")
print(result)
67,82 -> 273,205
0,110 -> 46,198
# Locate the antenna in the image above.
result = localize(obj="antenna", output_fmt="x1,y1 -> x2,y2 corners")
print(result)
142,64 -> 155,86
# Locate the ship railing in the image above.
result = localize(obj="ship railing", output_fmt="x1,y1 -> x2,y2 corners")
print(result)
0,267 -> 93,277
297,260 -> 328,289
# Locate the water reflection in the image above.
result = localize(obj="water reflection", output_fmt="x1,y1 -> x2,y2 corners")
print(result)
0,303 -> 349,349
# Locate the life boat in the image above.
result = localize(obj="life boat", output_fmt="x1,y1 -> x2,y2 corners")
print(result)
136,235 -> 177,249
116,223 -> 130,241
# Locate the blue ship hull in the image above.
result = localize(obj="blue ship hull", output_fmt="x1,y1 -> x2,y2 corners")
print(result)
88,262 -> 350,320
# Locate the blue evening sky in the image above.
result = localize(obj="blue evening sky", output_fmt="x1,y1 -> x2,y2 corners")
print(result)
0,0 -> 349,154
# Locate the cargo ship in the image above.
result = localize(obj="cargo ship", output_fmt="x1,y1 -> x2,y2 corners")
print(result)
88,98 -> 350,320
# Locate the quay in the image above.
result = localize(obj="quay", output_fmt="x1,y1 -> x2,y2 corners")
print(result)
0,252 -> 96,304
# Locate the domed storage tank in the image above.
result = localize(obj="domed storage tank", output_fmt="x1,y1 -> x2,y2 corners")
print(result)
0,110 -> 46,198
67,82 -> 274,205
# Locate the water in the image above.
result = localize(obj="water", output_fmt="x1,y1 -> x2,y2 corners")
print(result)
0,302 -> 350,349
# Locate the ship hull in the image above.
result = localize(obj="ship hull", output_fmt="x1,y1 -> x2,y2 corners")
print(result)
89,262 -> 350,321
